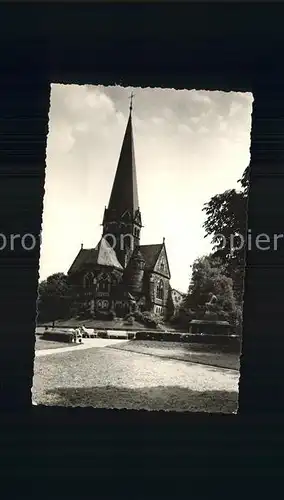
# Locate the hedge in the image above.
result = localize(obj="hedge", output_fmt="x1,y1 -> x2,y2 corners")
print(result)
41,331 -> 74,343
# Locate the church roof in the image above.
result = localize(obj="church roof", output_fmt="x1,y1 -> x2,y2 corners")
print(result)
127,245 -> 145,265
106,109 -> 139,218
139,244 -> 163,271
68,238 -> 123,274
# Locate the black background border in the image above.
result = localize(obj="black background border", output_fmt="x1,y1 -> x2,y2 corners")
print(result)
1,1 -> 284,485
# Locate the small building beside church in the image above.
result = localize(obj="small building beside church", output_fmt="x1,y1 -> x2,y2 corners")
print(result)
68,100 -> 174,319
171,288 -> 186,313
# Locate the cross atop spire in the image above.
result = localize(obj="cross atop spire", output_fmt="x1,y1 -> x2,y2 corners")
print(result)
129,91 -> 135,113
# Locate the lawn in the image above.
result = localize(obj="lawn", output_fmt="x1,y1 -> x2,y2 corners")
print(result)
108,340 -> 240,370
37,318 -> 182,332
39,318 -> 150,331
33,345 -> 238,413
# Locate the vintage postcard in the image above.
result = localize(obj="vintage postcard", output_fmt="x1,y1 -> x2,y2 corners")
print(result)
33,84 -> 252,412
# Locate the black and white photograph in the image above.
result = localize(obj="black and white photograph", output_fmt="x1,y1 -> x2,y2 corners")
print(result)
33,84 -> 253,413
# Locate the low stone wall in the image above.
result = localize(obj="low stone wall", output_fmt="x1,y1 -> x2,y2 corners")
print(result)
38,326 -> 240,349
181,334 -> 241,352
134,331 -> 241,350
41,331 -> 74,343
135,331 -> 181,341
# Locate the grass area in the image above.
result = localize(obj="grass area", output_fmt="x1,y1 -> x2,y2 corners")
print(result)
108,340 -> 240,370
40,318 -> 149,331
35,386 -> 238,413
38,318 -> 182,332
33,345 -> 238,413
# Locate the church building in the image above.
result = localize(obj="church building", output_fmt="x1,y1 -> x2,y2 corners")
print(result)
68,97 -> 173,319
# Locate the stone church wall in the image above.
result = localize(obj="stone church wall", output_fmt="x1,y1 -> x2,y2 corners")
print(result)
150,272 -> 171,316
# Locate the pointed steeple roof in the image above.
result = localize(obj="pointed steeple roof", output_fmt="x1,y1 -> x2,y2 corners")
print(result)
107,101 -> 139,218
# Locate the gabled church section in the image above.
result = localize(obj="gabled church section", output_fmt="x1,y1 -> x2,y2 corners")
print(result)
139,239 -> 171,316
153,239 -> 171,279
68,94 -> 172,319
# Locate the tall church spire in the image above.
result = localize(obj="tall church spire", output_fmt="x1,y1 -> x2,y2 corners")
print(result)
102,93 -> 142,268
106,94 -> 139,217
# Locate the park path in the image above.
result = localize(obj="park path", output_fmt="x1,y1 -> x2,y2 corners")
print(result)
35,338 -> 129,357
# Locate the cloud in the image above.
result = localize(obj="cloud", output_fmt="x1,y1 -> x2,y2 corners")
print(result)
190,116 -> 201,124
178,124 -> 193,134
190,91 -> 212,105
75,122 -> 89,132
197,125 -> 209,134
219,119 -> 228,132
85,90 -> 115,115
151,116 -> 166,126
47,121 -> 75,155
229,101 -> 244,118
163,108 -> 175,121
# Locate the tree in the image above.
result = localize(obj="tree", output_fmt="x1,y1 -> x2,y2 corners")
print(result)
37,272 -> 73,323
185,255 -> 237,324
202,165 -> 250,302
239,165 -> 250,196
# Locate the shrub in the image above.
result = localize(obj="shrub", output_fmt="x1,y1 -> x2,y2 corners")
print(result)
124,312 -> 132,321
136,311 -> 160,329
124,310 -> 163,328
126,315 -> 134,326
136,331 -> 154,340
169,312 -> 189,329
42,330 -> 74,343
134,310 -> 144,322
77,306 -> 91,320
97,330 -> 108,338
136,331 -> 176,341
162,332 -> 182,342
108,310 -> 116,321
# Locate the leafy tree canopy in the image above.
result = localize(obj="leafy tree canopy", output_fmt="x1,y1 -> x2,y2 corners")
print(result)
202,165 -> 250,301
37,272 -> 72,323
185,254 -> 238,324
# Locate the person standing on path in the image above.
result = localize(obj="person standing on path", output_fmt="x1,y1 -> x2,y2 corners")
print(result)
75,327 -> 83,344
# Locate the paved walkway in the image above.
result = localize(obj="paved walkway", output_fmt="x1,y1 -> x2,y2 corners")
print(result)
35,338 -> 129,357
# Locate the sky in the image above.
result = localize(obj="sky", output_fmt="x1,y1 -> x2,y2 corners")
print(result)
39,84 -> 253,293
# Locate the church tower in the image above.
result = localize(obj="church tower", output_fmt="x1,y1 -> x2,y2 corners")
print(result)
102,93 -> 142,268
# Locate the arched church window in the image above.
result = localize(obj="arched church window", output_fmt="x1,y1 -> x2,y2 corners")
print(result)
97,274 -> 110,293
157,280 -> 164,300
84,273 -> 93,288
160,260 -> 165,273
121,210 -> 131,222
